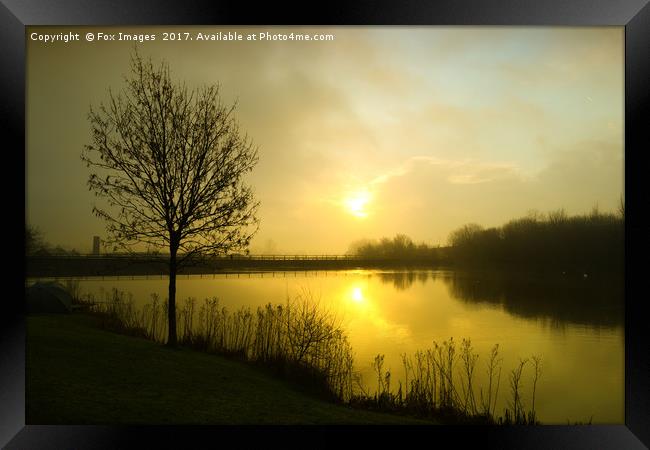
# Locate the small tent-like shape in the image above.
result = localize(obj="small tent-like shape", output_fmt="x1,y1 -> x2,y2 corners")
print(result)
26,281 -> 73,313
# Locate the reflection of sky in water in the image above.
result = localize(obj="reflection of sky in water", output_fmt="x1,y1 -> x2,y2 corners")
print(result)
36,270 -> 623,424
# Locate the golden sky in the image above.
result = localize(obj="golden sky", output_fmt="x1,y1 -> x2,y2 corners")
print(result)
26,26 -> 624,254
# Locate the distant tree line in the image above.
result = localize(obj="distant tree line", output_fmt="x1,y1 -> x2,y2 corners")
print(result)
348,234 -> 449,262
348,204 -> 624,271
447,206 -> 624,271
25,225 -> 80,256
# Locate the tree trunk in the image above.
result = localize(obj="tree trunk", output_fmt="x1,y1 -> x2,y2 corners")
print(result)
167,241 -> 178,347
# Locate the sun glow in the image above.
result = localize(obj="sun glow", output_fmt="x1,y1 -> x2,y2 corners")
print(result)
344,190 -> 371,218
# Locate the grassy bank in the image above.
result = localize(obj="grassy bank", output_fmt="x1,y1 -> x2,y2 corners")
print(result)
71,288 -> 543,424
26,313 -> 433,425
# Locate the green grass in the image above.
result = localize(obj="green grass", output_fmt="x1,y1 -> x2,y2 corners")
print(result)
26,313 -> 433,425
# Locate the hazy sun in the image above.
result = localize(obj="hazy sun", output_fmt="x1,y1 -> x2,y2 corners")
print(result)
344,190 -> 371,218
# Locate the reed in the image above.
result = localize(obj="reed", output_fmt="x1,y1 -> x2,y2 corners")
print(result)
89,288 -> 355,402
85,287 -> 543,424
352,338 -> 541,424
63,279 -> 82,303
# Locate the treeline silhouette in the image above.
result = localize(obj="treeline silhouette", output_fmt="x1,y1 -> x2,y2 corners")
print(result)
26,225 -> 81,256
448,207 -> 623,271
350,206 -> 623,271
348,235 -> 450,263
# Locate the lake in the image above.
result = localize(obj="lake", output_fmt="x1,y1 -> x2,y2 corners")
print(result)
30,269 -> 624,424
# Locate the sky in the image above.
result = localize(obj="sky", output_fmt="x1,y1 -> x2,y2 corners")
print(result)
26,26 -> 624,254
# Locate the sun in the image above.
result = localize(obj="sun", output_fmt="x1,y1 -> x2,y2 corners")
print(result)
344,190 -> 371,218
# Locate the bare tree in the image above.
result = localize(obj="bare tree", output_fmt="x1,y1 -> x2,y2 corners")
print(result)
82,50 -> 260,346
284,293 -> 340,364
26,224 -> 48,255
448,223 -> 484,247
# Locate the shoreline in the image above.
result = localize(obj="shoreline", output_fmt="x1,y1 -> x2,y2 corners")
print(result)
26,312 -> 435,425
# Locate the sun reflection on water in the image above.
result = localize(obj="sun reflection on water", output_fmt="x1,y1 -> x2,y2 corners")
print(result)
351,286 -> 364,303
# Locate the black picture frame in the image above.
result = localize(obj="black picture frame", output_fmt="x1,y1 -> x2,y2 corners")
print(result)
3,1 -> 648,448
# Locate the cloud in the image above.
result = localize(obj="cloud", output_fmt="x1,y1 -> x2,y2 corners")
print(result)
369,155 -> 528,187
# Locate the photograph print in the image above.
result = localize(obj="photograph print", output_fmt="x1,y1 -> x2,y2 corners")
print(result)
25,26 -> 624,426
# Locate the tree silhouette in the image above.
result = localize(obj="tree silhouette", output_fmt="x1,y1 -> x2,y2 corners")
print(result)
26,225 -> 47,255
82,51 -> 260,346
